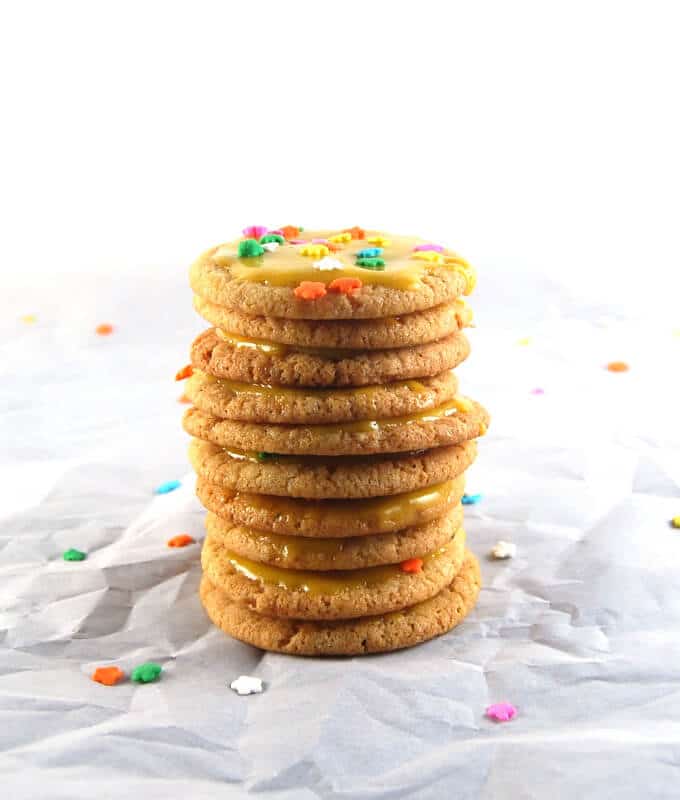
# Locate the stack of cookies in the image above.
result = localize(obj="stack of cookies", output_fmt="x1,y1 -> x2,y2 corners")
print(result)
183,226 -> 489,656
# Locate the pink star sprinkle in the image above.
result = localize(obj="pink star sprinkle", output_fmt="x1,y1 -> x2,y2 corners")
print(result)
413,243 -> 445,252
242,225 -> 268,239
486,702 -> 517,722
530,387 -> 545,395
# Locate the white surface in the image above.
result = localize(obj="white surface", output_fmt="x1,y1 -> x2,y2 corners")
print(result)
1,263 -> 679,798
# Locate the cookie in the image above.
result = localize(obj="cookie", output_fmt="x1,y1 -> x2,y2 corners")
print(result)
196,474 -> 466,537
199,550 -> 480,655
189,229 -> 475,320
200,532 -> 466,620
204,506 -> 465,570
191,328 -> 471,387
183,397 -> 489,455
189,438 -> 476,499
193,295 -> 473,349
185,369 -> 459,424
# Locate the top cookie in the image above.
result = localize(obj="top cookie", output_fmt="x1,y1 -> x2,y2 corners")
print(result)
190,226 -> 475,320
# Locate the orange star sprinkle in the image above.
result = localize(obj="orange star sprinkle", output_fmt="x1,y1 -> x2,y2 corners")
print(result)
606,361 -> 630,373
294,281 -> 327,300
178,393 -> 191,404
167,534 -> 195,548
343,226 -> 365,240
279,225 -> 301,240
400,557 -> 423,574
175,364 -> 193,381
92,666 -> 125,686
95,323 -> 114,336
328,277 -> 363,295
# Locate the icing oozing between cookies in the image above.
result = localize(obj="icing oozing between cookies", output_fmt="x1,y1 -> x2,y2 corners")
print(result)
225,540 -> 457,595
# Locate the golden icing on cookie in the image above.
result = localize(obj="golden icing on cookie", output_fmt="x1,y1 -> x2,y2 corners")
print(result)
212,230 -> 474,292
239,480 -> 461,531
225,537 -> 461,595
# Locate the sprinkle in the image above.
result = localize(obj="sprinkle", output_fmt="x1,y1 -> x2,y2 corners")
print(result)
606,361 -> 630,373
289,238 -> 307,245
367,236 -> 391,246
261,242 -> 280,252
517,337 -> 531,346
400,557 -> 423,574
259,233 -> 284,244
63,548 -> 86,562
178,393 -> 191,404
92,666 -> 125,686
238,238 -> 265,258
95,323 -> 114,336
490,541 -> 516,559
230,675 -> 264,695
356,257 -> 385,270
242,225 -> 268,239
413,243 -> 445,252
21,314 -> 37,324
167,534 -> 195,548
343,226 -> 366,240
462,493 -> 482,505
294,281 -> 327,300
411,251 -> 444,264
671,516 -> 680,529
486,702 -> 517,722
478,422 -> 488,436
154,479 -> 181,494
278,225 -> 301,240
256,452 -> 278,462
299,244 -> 330,258
175,364 -> 193,381
131,662 -> 163,684
313,256 -> 344,271
356,247 -> 382,258
328,232 -> 352,244
328,277 -> 362,295
530,387 -> 545,395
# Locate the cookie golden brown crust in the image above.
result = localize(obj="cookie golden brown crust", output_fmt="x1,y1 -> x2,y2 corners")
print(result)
193,295 -> 472,349
200,533 -> 466,620
188,437 -> 477,499
195,474 -> 466,537
204,506 -> 464,570
182,398 -> 489,456
190,328 -> 471,387
199,550 -> 480,655
185,369 -> 459,425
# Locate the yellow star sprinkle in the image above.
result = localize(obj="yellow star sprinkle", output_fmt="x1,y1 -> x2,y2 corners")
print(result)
367,236 -> 391,247
21,314 -> 37,324
517,337 -> 531,346
299,244 -> 330,258
672,516 -> 680,529
328,233 -> 352,244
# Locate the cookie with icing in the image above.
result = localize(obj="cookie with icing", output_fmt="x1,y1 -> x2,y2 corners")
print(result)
199,550 -> 480,655
189,229 -> 475,320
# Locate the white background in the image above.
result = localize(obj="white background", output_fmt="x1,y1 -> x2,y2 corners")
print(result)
1,0 -> 679,307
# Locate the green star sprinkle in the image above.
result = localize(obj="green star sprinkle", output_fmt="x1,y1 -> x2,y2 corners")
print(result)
356,257 -> 386,270
63,548 -> 86,561
260,234 -> 285,245
256,452 -> 279,462
131,662 -> 163,683
238,238 -> 265,258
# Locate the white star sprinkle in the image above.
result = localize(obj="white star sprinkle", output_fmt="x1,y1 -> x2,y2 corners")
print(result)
262,242 -> 280,252
490,541 -> 517,560
313,256 -> 344,271
230,675 -> 264,696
